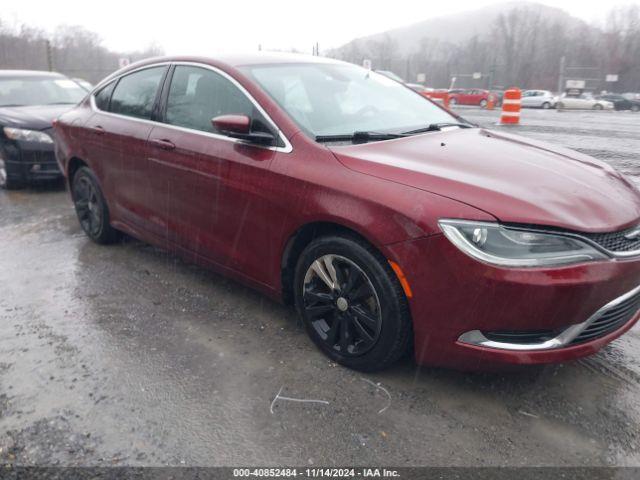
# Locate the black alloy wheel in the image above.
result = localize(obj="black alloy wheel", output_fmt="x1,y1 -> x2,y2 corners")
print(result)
302,254 -> 382,357
294,235 -> 412,371
72,167 -> 119,244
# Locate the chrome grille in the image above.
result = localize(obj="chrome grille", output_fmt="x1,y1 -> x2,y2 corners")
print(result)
570,288 -> 640,345
582,226 -> 640,253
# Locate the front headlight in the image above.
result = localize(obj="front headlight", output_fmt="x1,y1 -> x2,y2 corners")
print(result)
3,127 -> 53,144
439,219 -> 608,267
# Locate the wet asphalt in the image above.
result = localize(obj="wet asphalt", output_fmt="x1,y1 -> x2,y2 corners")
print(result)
1,108 -> 640,467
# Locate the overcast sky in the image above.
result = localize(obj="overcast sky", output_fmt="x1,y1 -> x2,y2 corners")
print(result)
2,0 -> 637,55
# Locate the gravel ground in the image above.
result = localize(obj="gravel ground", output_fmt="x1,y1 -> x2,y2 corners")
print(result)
1,108 -> 640,468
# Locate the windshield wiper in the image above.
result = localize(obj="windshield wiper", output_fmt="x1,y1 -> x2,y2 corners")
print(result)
402,122 -> 475,135
316,131 -> 408,144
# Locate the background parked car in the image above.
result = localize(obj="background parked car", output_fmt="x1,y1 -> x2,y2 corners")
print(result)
374,70 -> 405,83
521,90 -> 556,109
406,83 -> 430,94
447,89 -> 494,107
72,77 -> 94,92
489,89 -> 504,107
556,91 -> 614,110
623,92 -> 640,101
597,93 -> 640,112
0,70 -> 87,189
423,88 -> 450,102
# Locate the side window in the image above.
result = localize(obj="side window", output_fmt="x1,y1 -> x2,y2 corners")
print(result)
165,66 -> 257,134
94,82 -> 115,111
110,67 -> 166,119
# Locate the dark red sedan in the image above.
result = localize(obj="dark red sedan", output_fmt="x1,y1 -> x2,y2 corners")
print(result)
448,88 -> 494,107
54,54 -> 640,371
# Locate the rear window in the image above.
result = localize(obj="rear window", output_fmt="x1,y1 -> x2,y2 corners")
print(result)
109,67 -> 166,119
94,82 -> 115,111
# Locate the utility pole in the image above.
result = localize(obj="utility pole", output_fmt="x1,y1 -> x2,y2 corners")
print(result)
45,40 -> 53,71
487,64 -> 496,90
557,55 -> 566,94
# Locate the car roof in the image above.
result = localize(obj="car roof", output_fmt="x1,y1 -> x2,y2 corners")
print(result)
0,69 -> 65,78
157,52 -> 347,68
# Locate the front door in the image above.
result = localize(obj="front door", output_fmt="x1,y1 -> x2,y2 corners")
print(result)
145,64 -> 281,283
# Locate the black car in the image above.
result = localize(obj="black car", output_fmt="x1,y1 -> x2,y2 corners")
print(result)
597,93 -> 640,112
0,70 -> 88,189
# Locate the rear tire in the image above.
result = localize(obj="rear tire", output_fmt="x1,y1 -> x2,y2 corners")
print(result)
449,98 -> 457,106
631,104 -> 639,112
71,167 -> 120,244
294,235 -> 412,372
593,104 -> 603,110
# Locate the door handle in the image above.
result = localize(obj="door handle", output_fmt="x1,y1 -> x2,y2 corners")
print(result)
149,138 -> 176,151
89,126 -> 105,135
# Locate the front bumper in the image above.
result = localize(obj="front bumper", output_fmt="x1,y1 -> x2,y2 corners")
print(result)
386,234 -> 640,370
1,134 -> 62,183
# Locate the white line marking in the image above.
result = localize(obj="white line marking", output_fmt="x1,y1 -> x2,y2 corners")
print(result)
361,377 -> 392,414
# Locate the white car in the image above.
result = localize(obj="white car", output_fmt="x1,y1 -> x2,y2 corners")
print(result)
521,90 -> 556,109
556,92 -> 615,110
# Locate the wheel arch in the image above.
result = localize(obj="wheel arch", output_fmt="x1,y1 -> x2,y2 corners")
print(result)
67,157 -> 89,186
280,220 -> 393,305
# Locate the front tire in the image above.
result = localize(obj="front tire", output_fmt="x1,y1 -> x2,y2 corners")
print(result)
480,99 -> 488,108
542,102 -> 551,109
449,98 -> 457,106
0,159 -> 25,190
593,104 -> 603,110
294,235 -> 412,371
631,104 -> 639,112
71,167 -> 119,244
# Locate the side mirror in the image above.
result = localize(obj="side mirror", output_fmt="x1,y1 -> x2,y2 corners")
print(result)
211,114 -> 276,146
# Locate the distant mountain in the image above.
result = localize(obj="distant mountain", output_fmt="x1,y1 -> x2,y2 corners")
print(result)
330,1 -> 588,57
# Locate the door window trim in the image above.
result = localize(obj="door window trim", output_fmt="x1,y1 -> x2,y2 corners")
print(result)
107,64 -> 169,121
89,61 -> 293,153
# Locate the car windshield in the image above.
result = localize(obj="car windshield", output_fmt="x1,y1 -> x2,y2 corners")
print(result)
241,62 -> 458,139
0,76 -> 87,107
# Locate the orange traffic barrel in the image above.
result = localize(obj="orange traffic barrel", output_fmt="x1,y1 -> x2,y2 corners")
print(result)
486,94 -> 495,110
500,88 -> 521,124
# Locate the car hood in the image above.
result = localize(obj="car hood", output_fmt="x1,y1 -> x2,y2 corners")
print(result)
329,128 -> 640,233
0,104 -> 73,130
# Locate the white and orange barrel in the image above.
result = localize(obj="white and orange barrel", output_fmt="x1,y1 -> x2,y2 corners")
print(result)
486,93 -> 495,110
500,88 -> 521,124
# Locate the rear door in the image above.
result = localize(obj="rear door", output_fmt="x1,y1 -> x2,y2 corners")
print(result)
466,90 -> 481,105
521,91 -> 535,107
83,66 -> 168,229
145,64 -> 283,281
562,94 -> 580,109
